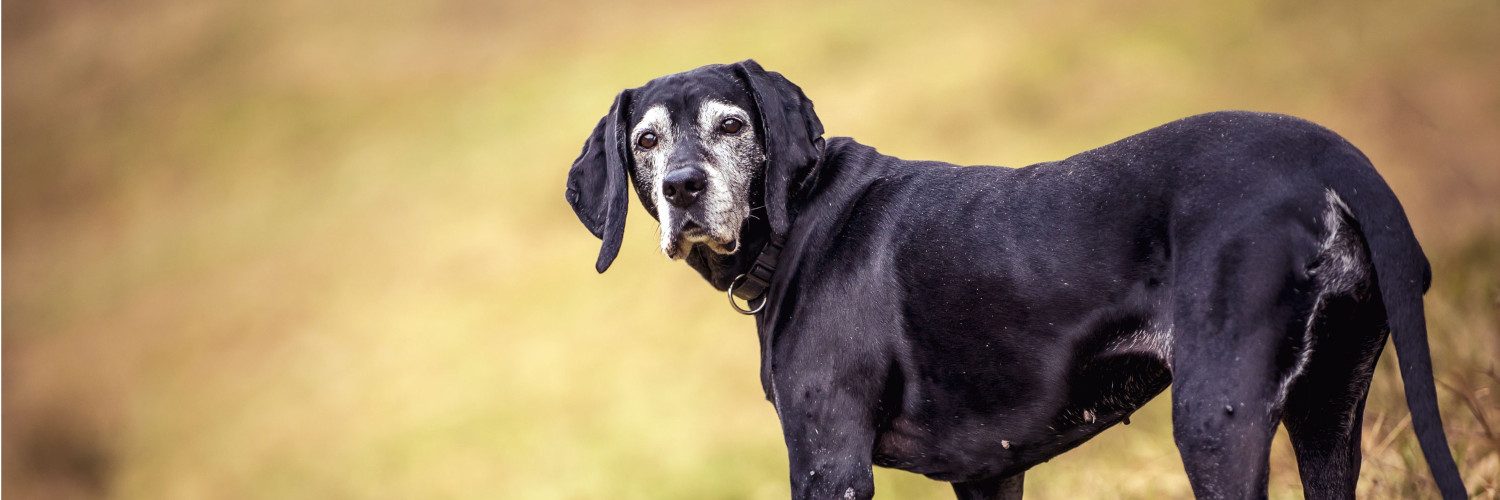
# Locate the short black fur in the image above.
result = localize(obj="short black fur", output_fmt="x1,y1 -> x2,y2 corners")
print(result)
566,61 -> 1466,500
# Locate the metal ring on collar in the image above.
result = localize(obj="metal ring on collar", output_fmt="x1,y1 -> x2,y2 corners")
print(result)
727,274 -> 766,315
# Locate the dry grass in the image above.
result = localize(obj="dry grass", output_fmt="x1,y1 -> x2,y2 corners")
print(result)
4,0 -> 1498,498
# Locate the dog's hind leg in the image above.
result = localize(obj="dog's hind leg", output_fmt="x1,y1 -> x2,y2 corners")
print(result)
1168,225 -> 1322,499
1281,294 -> 1388,498
1279,191 -> 1390,500
951,473 -> 1023,500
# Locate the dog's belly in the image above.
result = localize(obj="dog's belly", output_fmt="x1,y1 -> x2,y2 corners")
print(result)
871,323 -> 1173,481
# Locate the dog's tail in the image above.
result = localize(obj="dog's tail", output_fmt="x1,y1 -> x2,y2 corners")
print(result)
1320,139 -> 1466,499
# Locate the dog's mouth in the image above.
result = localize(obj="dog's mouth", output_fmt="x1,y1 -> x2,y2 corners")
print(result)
664,220 -> 738,259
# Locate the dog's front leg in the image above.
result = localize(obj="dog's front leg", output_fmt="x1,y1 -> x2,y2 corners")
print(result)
775,364 -> 883,500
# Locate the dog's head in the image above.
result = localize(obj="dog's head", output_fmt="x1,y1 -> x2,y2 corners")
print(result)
565,60 -> 824,286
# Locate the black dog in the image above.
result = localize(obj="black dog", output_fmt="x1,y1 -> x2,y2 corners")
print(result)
565,60 -> 1465,499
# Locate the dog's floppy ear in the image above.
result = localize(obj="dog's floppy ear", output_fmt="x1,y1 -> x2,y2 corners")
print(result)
733,60 -> 825,236
565,90 -> 632,273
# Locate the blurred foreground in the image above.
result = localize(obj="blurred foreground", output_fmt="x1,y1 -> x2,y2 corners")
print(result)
4,0 -> 1498,498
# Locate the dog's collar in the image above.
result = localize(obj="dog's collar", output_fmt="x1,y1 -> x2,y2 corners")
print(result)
726,234 -> 784,315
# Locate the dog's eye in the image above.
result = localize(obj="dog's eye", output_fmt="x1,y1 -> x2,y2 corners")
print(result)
719,118 -> 743,134
637,132 -> 657,149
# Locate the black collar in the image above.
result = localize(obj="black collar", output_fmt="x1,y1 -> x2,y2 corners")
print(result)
726,234 -> 784,315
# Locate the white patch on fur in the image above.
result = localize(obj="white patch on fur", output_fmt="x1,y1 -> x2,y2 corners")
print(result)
1093,320 -> 1175,413
1276,189 -> 1367,405
628,99 -> 764,259
1314,190 -> 1368,295
1104,320 -> 1174,366
630,99 -> 763,259
628,105 -> 677,256
689,100 -> 760,253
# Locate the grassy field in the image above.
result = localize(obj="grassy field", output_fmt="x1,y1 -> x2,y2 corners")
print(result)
4,0 -> 1498,498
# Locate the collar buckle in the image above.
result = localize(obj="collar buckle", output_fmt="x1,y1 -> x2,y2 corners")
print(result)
727,236 -> 784,315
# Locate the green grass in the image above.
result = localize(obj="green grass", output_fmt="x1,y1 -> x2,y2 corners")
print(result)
5,0 -> 1498,498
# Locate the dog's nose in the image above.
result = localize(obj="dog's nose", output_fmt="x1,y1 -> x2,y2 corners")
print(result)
662,168 -> 708,208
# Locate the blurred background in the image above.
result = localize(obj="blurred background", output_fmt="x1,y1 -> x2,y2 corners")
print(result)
4,0 -> 1498,498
